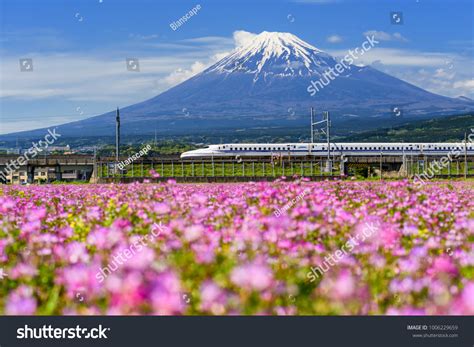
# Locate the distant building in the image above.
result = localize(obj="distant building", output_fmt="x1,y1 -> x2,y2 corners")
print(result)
4,168 -> 28,184
2,166 -> 88,184
33,167 -> 56,183
5,148 -> 21,155
47,145 -> 71,152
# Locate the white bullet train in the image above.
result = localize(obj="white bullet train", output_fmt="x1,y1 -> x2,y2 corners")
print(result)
180,142 -> 474,159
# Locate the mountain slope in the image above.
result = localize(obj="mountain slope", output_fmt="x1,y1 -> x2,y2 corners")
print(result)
2,31 -> 473,140
341,113 -> 474,142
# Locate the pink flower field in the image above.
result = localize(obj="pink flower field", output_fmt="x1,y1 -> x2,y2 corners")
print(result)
0,180 -> 473,315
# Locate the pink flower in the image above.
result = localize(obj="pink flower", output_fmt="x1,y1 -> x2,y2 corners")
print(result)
199,281 -> 227,314
5,286 -> 37,315
10,263 -> 38,279
58,264 -> 101,299
461,283 -> 474,313
231,261 -> 274,291
184,225 -> 203,242
153,203 -> 170,215
330,270 -> 356,300
428,256 -> 458,277
149,169 -> 160,178
150,271 -> 184,315
27,207 -> 47,222
65,242 -> 90,264
125,246 -> 155,270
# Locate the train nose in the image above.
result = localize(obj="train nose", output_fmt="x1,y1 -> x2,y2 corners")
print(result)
180,149 -> 205,159
180,151 -> 194,159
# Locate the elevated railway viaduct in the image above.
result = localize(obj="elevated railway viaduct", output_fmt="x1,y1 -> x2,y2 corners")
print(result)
0,154 -> 473,184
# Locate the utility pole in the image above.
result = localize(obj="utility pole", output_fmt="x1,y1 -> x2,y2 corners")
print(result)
380,152 -> 383,180
464,132 -> 468,179
115,107 -> 120,164
325,111 -> 330,166
310,107 -> 314,143
312,110 -> 331,173
93,146 -> 97,182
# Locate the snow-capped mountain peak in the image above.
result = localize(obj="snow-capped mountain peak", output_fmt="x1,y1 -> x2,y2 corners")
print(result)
206,31 -> 338,79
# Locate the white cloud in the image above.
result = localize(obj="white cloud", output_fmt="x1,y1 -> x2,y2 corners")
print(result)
233,30 -> 258,48
434,68 -> 455,80
128,33 -> 160,41
326,35 -> 343,43
328,47 -> 447,67
0,54 -> 190,100
326,44 -> 473,98
164,61 -> 207,85
453,79 -> 474,89
181,36 -> 233,44
0,29 -> 256,106
363,30 -> 408,42
162,30 -> 255,86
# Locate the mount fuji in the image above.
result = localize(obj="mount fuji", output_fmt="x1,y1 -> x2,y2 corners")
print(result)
4,31 -> 474,140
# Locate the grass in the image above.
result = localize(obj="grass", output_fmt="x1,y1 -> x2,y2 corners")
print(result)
99,161 -> 341,178
97,160 -> 474,178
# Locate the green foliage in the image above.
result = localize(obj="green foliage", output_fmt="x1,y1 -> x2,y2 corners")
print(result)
343,113 -> 474,142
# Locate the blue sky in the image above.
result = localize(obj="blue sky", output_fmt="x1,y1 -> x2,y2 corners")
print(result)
0,0 -> 473,134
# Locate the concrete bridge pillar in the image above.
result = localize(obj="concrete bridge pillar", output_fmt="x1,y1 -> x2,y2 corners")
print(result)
55,165 -> 62,181
27,165 -> 35,183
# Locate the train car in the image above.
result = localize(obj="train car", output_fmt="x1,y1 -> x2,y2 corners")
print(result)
180,142 -> 474,159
